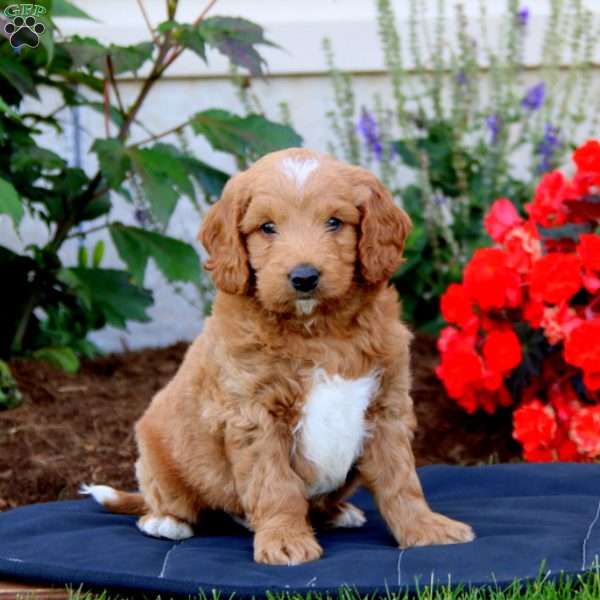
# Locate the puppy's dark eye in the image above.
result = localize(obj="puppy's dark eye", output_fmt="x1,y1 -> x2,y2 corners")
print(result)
326,217 -> 342,232
260,222 -> 277,235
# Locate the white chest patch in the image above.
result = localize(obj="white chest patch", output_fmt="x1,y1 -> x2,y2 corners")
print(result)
297,370 -> 379,496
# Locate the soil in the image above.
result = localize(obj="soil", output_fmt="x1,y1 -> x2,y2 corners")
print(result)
0,335 -> 520,510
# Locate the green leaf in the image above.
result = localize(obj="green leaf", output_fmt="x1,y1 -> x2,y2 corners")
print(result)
0,360 -> 22,410
80,193 -> 111,222
0,178 -> 24,228
61,36 -> 106,69
62,37 -> 153,74
59,267 -> 152,329
392,140 -> 419,168
537,222 -> 594,241
200,16 -> 276,76
77,245 -> 88,267
0,56 -> 38,99
107,42 -> 154,74
110,223 -> 201,284
184,157 -> 229,199
51,0 -> 96,20
33,346 -> 80,373
191,110 -> 302,161
159,21 -> 206,61
92,239 -> 105,267
128,143 -> 195,225
92,138 -> 131,188
0,98 -> 21,121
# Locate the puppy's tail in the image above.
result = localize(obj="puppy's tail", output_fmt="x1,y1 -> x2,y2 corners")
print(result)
80,484 -> 147,516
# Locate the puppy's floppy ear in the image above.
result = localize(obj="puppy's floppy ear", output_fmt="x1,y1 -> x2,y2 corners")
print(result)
350,166 -> 412,285
199,173 -> 251,295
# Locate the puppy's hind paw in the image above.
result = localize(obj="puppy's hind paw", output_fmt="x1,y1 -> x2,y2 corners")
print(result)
329,502 -> 366,528
137,515 -> 194,540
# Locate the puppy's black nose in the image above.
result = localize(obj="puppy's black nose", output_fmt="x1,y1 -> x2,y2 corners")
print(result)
289,264 -> 320,292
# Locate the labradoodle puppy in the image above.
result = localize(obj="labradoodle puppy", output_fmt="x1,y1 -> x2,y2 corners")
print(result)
83,148 -> 474,565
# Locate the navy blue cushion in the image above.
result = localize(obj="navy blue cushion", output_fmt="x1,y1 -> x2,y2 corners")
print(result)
1,463 -> 600,596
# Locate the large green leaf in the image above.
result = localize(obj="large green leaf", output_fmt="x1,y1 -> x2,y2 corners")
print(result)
59,267 -> 152,328
200,16 -> 276,76
191,110 -> 302,161
33,346 -> 80,373
62,36 -> 153,74
128,143 -> 195,225
92,138 -> 130,188
0,178 -> 24,228
110,223 -> 201,284
184,157 -> 229,199
0,56 -> 38,99
51,0 -> 96,20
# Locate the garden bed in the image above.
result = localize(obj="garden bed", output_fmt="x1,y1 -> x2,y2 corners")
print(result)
0,334 -> 519,510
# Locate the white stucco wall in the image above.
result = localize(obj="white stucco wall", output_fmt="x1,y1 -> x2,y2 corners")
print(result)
2,1 -> 600,351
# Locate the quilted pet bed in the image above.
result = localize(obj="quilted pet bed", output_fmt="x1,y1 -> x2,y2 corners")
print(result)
0,463 -> 599,596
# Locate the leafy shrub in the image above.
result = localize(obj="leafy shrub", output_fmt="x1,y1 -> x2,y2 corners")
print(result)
323,0 -> 600,330
436,139 -> 600,462
0,0 -> 301,372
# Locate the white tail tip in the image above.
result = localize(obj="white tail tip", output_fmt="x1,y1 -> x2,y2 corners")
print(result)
80,484 -> 118,505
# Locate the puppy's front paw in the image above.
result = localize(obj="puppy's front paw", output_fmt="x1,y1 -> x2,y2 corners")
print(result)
400,511 -> 474,548
254,527 -> 323,565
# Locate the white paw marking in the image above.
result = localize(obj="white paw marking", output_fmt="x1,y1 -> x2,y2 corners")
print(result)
137,516 -> 193,540
280,157 -> 319,189
80,484 -> 118,505
297,370 -> 379,496
331,504 -> 367,528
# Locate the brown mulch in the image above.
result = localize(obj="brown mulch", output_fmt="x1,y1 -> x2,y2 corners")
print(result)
0,335 -> 520,510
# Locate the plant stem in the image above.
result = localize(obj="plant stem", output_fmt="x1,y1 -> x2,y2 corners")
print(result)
131,119 -> 191,147
65,222 -> 110,240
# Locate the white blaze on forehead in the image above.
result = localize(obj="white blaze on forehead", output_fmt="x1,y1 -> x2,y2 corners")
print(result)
280,157 -> 319,189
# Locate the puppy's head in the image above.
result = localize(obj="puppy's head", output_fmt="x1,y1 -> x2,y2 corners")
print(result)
199,149 -> 411,315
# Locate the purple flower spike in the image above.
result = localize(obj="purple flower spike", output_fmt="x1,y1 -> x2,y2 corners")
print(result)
485,114 -> 502,144
357,108 -> 383,161
517,6 -> 529,27
456,70 -> 468,86
537,123 -> 561,173
522,82 -> 545,111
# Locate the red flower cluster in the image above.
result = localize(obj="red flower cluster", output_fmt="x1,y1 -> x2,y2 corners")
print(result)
437,140 -> 600,462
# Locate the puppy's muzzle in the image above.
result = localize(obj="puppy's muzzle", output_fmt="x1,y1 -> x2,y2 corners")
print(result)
289,264 -> 320,293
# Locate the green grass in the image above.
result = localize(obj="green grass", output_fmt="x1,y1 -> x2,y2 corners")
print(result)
62,567 -> 600,600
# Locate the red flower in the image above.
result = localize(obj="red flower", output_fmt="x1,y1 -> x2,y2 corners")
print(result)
573,140 -> 600,186
529,253 -> 581,304
484,198 -> 522,243
436,344 -> 484,404
577,234 -> 600,272
504,223 -> 542,273
523,299 -> 545,328
540,302 -> 582,345
464,248 -> 521,310
513,400 -> 557,454
570,406 -> 600,458
440,284 -> 474,327
564,319 -> 600,390
525,171 -> 570,227
483,328 -> 522,373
